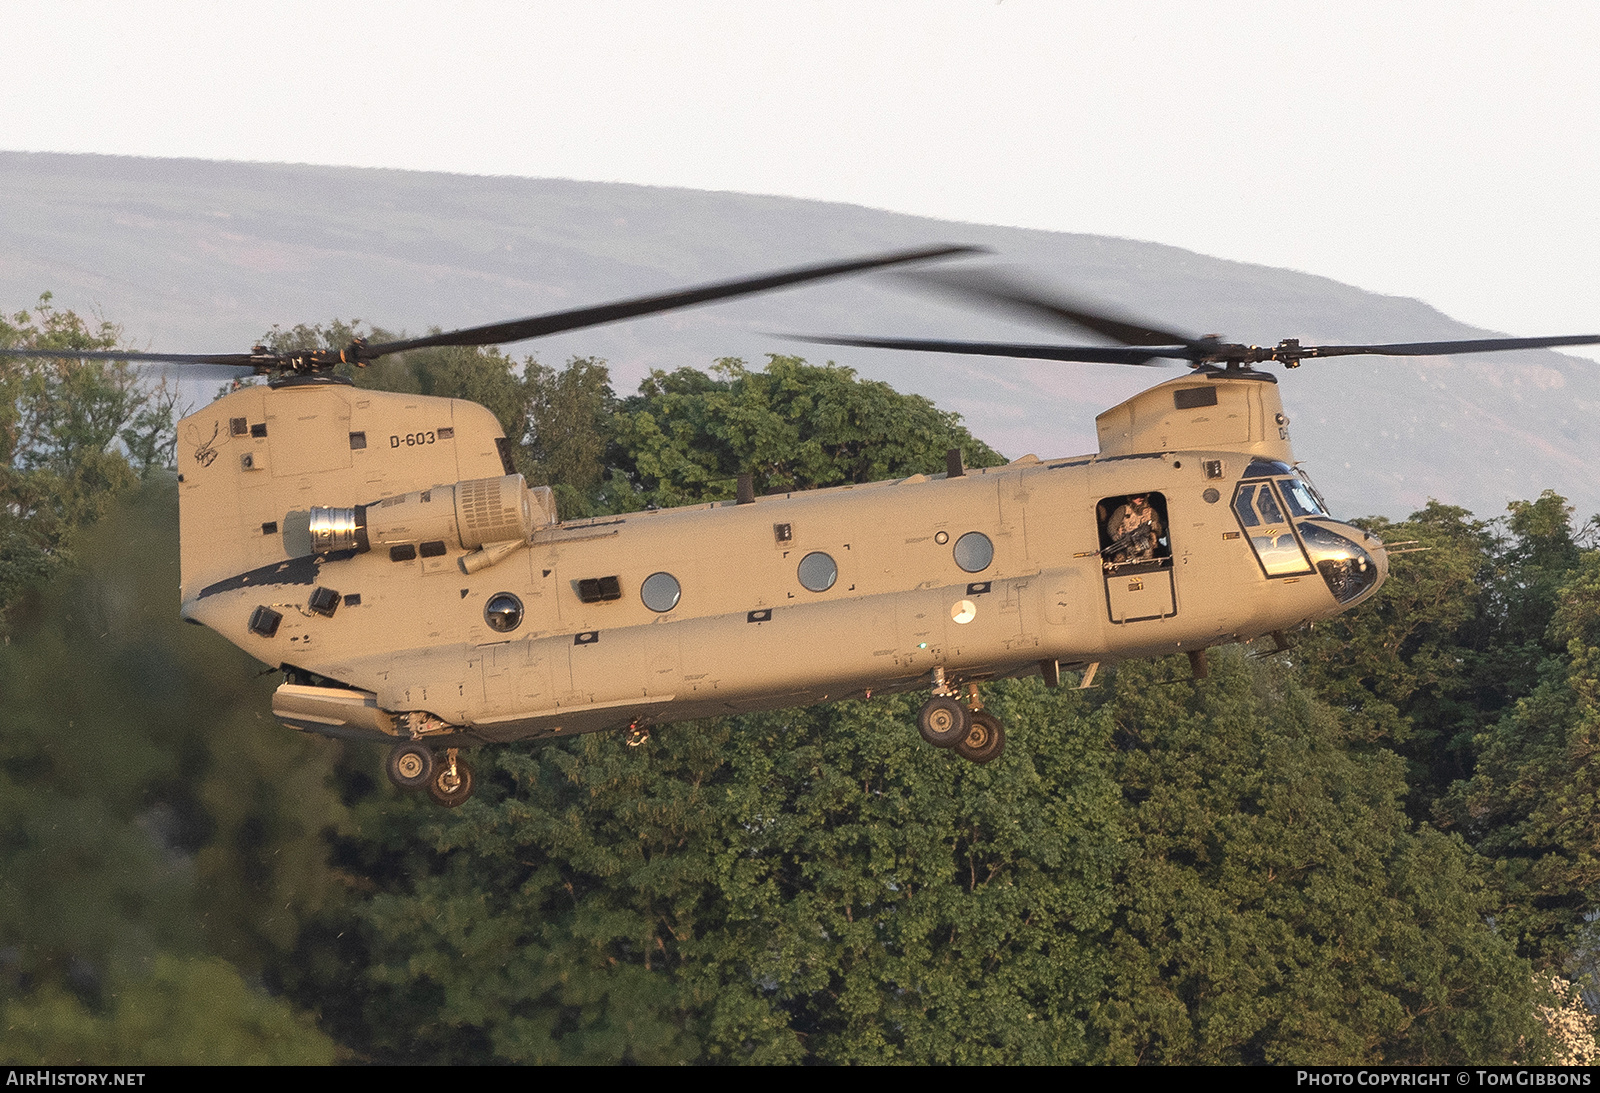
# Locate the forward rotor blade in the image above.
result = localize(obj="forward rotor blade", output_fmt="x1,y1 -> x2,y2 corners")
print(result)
786,333 -> 1189,366
906,267 -> 1201,348
1296,333 -> 1600,359
361,244 -> 987,359
0,347 -> 259,367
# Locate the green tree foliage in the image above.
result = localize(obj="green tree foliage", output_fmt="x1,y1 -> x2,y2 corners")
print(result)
304,686 -> 1120,1064
1288,487 -> 1600,969
0,479 -> 341,1062
295,653 -> 1547,1064
0,296 -> 175,621
605,357 -> 1004,511
1095,654 -> 1542,1064
0,955 -> 334,1065
8,301 -> 1596,1062
1446,549 -> 1600,962
1289,503 -> 1496,806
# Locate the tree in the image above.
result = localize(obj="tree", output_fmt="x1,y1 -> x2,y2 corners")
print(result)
291,685 -> 1120,1064
0,295 -> 175,621
1445,549 -> 1600,962
1289,502 -> 1495,810
0,955 -> 335,1065
606,356 -> 1005,511
0,479 -> 342,1063
1092,652 -> 1545,1064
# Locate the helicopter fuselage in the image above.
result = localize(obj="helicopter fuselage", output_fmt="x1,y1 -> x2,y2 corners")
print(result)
176,370 -> 1386,746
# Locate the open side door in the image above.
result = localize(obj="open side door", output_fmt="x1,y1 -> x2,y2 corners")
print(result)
1097,491 -> 1177,623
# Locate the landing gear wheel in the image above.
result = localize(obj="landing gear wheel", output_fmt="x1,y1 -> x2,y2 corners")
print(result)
427,751 -> 474,808
917,695 -> 970,748
955,711 -> 1005,765
386,742 -> 435,789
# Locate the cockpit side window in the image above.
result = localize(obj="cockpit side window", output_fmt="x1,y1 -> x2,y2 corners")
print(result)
1233,481 -> 1313,576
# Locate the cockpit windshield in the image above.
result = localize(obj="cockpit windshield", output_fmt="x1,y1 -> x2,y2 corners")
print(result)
1280,477 -> 1325,518
1230,471 -> 1376,604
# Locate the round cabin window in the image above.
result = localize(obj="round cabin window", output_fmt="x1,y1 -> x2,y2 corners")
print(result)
797,551 -> 838,592
484,592 -> 524,633
953,532 -> 994,573
640,571 -> 682,613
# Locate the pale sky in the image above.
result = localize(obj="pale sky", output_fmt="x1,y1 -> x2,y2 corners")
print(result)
4,0 -> 1597,354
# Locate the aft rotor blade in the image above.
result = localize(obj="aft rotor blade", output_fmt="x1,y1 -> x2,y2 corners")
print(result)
1296,333 -> 1600,359
907,267 -> 1202,348
361,244 -> 987,359
0,347 -> 259,367
786,333 -> 1189,366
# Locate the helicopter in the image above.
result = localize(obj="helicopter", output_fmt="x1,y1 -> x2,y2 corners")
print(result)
12,249 -> 1598,807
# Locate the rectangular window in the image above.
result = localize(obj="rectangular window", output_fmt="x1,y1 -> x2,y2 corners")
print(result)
1174,387 -> 1218,410
577,576 -> 622,603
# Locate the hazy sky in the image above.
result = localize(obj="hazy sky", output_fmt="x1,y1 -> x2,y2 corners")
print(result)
4,1 -> 1597,352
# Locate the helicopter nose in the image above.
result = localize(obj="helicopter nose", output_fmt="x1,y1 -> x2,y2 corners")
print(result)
1297,520 -> 1387,608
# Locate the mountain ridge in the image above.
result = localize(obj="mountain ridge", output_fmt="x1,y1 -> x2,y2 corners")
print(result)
2,149 -> 1593,521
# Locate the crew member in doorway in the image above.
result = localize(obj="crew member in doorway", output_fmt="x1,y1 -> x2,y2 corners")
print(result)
1106,494 -> 1164,564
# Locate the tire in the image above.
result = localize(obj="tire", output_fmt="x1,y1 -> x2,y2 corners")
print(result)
427,757 -> 475,808
917,695 -> 970,748
386,742 -> 435,789
954,711 -> 1005,765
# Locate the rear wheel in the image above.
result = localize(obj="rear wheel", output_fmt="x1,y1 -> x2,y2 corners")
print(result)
917,695 -> 969,748
955,711 -> 1005,765
427,753 -> 474,808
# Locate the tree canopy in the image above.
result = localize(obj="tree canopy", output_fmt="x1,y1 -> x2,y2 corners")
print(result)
0,296 -> 173,623
3,308 -> 1596,1063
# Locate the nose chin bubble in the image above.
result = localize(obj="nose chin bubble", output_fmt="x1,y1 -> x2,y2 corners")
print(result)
1297,521 -> 1384,605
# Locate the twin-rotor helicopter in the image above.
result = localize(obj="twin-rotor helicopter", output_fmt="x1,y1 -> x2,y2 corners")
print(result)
11,246 -> 1597,806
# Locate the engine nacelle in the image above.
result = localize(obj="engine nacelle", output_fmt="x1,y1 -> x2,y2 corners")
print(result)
303,475 -> 555,557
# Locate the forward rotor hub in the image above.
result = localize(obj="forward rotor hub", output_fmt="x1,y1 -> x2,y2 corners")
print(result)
1193,338 -> 1306,369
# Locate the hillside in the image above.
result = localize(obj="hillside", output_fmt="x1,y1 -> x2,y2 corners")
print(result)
2,150 -> 1594,521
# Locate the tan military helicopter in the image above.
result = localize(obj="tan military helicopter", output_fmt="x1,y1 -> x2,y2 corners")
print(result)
15,250 -> 1599,806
